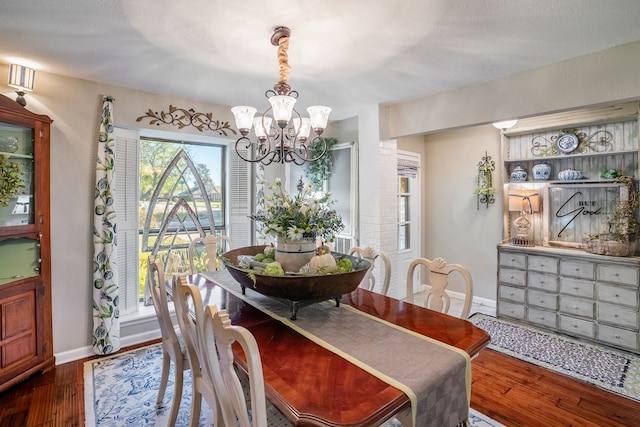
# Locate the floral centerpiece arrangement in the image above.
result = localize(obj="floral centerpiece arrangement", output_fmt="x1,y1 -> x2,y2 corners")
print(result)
251,178 -> 344,243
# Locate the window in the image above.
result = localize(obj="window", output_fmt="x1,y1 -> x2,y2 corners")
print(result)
398,176 -> 411,251
114,128 -> 251,316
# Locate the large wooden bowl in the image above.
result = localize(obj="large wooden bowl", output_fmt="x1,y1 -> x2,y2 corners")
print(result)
221,245 -> 370,301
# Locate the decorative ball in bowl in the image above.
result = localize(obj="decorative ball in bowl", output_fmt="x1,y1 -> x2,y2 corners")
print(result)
221,245 -> 370,301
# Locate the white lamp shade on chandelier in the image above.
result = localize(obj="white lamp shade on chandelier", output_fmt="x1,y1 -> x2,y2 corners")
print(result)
231,26 -> 332,165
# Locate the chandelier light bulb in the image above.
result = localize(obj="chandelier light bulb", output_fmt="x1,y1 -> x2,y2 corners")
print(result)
268,95 -> 297,127
307,106 -> 332,132
292,117 -> 311,142
253,116 -> 273,140
231,106 -> 257,134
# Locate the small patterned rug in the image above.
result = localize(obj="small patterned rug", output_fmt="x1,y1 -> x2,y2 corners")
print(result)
469,313 -> 640,401
84,343 -> 503,426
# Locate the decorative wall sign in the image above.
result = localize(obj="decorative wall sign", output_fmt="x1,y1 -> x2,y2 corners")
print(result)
136,105 -> 237,136
545,183 -> 623,247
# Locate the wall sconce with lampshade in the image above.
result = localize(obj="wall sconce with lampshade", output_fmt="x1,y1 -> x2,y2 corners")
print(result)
508,189 -> 540,246
7,64 -> 36,107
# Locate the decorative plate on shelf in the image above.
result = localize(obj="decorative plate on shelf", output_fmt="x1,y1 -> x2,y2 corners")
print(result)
556,133 -> 579,153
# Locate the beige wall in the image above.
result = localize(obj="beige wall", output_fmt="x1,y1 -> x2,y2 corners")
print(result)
1,64 -> 237,357
387,40 -> 640,138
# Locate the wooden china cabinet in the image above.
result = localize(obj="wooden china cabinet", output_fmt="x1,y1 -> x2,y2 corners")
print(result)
0,94 -> 53,392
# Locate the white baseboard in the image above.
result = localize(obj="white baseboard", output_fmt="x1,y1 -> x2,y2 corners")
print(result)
54,329 -> 161,365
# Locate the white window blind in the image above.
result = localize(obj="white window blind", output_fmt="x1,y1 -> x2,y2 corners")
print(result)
114,127 -> 140,315
228,148 -> 252,247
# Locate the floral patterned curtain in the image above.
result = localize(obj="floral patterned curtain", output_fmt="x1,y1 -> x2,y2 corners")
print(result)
92,96 -> 120,355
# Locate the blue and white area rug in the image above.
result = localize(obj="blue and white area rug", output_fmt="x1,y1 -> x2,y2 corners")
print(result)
84,343 -> 503,426
470,313 -> 640,402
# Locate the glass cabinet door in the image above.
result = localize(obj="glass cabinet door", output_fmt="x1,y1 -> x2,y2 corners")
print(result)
0,122 -> 35,227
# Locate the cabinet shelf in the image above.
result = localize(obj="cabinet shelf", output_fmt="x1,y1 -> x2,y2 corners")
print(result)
0,151 -> 34,159
505,149 -> 638,164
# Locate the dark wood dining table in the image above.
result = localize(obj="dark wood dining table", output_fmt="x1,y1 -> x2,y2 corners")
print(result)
183,272 -> 490,427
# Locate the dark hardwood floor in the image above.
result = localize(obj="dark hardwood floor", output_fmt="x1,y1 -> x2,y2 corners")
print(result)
0,344 -> 639,426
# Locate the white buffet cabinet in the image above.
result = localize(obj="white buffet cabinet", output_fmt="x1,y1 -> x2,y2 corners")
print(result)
498,244 -> 640,353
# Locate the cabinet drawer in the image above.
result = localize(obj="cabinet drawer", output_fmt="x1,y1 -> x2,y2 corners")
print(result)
528,272 -> 558,292
559,278 -> 594,299
498,285 -> 525,303
527,290 -> 558,310
560,260 -> 594,280
498,301 -> 525,320
527,307 -> 557,329
559,296 -> 594,318
499,252 -> 526,269
597,283 -> 638,308
598,303 -> 639,330
559,315 -> 595,339
598,324 -> 638,352
598,264 -> 639,286
499,268 -> 525,287
528,255 -> 558,274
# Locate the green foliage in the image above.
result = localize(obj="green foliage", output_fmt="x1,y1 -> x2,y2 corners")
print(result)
250,177 -> 344,242
608,173 -> 640,242
305,137 -> 338,190
0,154 -> 24,207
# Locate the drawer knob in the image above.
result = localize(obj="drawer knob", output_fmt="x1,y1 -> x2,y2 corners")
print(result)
615,294 -> 620,298
540,300 -> 545,304
614,273 -> 620,277
573,306 -> 579,310
575,268 -> 580,272
614,314 -> 619,318
615,335 -> 621,339
573,286 -> 579,290
573,324 -> 578,328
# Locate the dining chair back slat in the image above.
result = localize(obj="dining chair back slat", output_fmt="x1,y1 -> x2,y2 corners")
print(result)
188,235 -> 233,273
147,259 -> 190,426
348,246 -> 391,295
406,257 -> 473,319
173,275 -> 221,427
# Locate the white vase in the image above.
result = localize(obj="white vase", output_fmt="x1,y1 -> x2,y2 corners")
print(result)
274,237 -> 317,272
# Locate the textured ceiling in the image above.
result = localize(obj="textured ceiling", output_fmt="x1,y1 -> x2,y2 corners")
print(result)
2,0 -> 640,119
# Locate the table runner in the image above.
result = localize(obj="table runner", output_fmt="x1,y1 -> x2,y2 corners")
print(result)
201,270 -> 470,427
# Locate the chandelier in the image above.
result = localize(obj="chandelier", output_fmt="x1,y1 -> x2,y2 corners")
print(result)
231,27 -> 332,165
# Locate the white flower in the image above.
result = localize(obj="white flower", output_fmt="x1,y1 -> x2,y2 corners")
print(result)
287,226 -> 304,240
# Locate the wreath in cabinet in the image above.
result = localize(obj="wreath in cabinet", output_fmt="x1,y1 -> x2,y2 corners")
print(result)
0,154 -> 24,207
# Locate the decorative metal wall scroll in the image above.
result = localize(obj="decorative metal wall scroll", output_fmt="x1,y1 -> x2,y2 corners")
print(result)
136,105 -> 237,136
531,128 -> 613,157
475,151 -> 496,210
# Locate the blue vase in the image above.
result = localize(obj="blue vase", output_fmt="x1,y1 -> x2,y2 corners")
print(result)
510,165 -> 527,182
532,163 -> 551,181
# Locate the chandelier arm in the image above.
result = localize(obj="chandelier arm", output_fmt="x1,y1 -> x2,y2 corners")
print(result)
235,136 -> 273,163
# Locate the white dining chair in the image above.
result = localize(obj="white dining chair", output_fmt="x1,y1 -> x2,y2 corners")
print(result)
188,234 -> 233,274
206,308 -> 292,427
348,246 -> 391,295
405,257 -> 474,319
147,258 -> 190,427
172,275 -> 220,427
